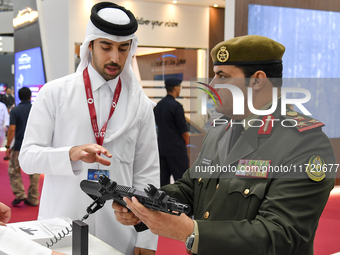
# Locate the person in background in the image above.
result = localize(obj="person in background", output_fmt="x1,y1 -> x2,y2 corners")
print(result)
19,2 -> 159,255
0,202 -> 66,255
1,87 -> 15,113
154,77 -> 189,186
0,101 -> 9,148
2,87 -> 14,161
6,87 -> 40,207
113,35 -> 336,255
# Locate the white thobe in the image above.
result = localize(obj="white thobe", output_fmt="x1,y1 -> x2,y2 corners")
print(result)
19,64 -> 160,255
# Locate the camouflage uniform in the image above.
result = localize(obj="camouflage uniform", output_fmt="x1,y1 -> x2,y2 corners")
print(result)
8,150 -> 40,205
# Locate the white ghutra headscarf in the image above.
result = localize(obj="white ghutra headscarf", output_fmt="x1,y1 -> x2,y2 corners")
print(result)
76,6 -> 138,79
76,3 -> 155,142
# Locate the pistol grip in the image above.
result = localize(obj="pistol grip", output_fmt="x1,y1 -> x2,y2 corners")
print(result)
133,222 -> 149,232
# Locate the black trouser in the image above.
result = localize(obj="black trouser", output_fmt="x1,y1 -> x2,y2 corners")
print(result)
160,155 -> 189,187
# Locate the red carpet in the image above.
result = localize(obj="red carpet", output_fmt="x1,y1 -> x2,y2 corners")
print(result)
315,188 -> 340,255
0,150 -> 339,255
0,151 -> 43,223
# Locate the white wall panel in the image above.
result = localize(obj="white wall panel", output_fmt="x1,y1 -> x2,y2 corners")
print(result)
69,0 -> 209,49
0,12 -> 14,34
224,0 -> 235,40
0,36 -> 14,52
40,0 -> 69,81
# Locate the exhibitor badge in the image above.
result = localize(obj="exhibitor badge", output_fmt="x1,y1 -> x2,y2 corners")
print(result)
87,169 -> 110,180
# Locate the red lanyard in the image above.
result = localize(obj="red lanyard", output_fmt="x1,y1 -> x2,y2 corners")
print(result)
83,67 -> 122,146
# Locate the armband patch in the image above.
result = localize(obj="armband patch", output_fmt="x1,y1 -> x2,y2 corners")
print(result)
306,155 -> 326,182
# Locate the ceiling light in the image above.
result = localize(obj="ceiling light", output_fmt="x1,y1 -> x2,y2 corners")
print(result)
0,37 -> 2,40
213,4 -> 218,7
0,48 -> 3,51
173,0 -> 177,4
0,42 -> 2,46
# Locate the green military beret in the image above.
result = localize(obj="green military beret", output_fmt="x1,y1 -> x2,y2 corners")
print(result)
211,35 -> 285,66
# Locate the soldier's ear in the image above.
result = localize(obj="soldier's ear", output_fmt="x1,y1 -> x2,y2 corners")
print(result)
249,71 -> 266,91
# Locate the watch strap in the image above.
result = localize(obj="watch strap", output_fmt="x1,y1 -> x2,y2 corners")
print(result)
185,221 -> 196,251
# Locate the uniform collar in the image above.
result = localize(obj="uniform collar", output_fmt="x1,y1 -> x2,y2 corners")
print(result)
243,96 -> 281,131
87,63 -> 119,93
213,98 -> 284,177
166,94 -> 175,99
239,97 -> 283,152
19,101 -> 31,105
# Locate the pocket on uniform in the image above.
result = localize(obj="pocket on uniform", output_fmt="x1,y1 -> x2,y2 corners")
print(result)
228,177 -> 268,199
227,177 -> 269,220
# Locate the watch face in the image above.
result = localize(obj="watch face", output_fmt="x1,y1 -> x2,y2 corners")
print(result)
186,235 -> 195,250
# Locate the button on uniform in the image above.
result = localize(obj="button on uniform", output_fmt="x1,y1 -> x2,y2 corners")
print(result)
244,189 -> 250,195
198,178 -> 202,183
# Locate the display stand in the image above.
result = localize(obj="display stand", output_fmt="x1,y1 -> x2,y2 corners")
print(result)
72,220 -> 88,255
53,233 -> 124,255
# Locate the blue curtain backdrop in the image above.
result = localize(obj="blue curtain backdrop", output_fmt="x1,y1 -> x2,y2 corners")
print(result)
248,4 -> 340,138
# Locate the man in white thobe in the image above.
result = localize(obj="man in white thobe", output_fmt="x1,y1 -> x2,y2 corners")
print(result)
19,2 -> 159,255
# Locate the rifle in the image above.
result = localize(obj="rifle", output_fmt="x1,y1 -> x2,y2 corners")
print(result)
80,175 -> 191,232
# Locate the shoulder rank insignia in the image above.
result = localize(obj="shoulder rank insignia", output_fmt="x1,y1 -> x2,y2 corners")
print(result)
306,155 -> 326,182
283,111 -> 324,132
286,111 -> 298,117
294,116 -> 306,121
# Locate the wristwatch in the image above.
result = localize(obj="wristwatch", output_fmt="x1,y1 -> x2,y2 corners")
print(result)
5,145 -> 10,149
185,224 -> 195,251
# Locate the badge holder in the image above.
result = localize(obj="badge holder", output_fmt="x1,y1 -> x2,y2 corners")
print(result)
72,220 -> 88,255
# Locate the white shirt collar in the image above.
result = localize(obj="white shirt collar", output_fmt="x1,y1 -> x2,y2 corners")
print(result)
88,63 -> 119,93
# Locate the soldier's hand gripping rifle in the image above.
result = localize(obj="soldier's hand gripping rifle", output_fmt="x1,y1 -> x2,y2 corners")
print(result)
80,175 -> 191,232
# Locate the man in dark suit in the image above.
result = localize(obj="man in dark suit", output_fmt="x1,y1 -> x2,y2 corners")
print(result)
1,87 -> 15,113
113,35 -> 336,255
154,77 -> 189,186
